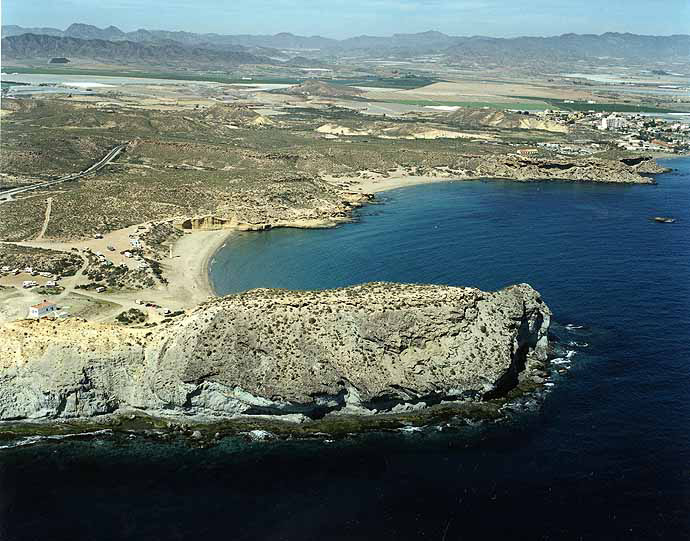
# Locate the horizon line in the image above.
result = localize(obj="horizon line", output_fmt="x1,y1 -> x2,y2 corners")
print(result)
3,22 -> 689,41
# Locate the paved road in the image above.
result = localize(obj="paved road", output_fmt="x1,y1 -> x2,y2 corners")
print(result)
0,143 -> 127,203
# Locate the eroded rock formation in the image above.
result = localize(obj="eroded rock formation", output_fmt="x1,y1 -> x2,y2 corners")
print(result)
0,282 -> 550,422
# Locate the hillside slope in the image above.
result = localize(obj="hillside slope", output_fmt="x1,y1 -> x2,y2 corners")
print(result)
1,33 -> 268,66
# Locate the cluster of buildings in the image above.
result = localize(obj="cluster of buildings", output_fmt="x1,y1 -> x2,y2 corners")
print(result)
535,108 -> 690,154
600,115 -> 690,152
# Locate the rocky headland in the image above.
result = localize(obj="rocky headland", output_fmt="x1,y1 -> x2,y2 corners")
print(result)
328,155 -> 669,194
469,155 -> 668,183
0,282 -> 551,426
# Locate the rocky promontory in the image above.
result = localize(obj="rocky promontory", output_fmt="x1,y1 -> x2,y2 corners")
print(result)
0,282 -> 550,423
464,155 -> 668,183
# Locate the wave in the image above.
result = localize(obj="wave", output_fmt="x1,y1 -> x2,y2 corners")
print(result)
0,429 -> 113,451
565,324 -> 585,330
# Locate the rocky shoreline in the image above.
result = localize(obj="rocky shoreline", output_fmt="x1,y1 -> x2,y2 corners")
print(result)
0,155 -> 674,441
327,155 -> 671,195
0,283 -> 551,431
161,155 -> 670,238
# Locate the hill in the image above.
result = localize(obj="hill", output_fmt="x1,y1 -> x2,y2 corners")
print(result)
447,108 -> 569,133
197,104 -> 274,127
3,24 -> 689,65
277,80 -> 364,98
1,33 -> 269,67
444,33 -> 690,65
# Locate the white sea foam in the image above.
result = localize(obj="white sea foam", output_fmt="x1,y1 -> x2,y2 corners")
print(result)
399,426 -> 423,433
0,429 -> 113,450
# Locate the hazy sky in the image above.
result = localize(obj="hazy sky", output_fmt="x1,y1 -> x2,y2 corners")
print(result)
2,0 -> 689,38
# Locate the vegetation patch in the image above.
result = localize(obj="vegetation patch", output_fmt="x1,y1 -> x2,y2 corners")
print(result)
116,308 -> 147,325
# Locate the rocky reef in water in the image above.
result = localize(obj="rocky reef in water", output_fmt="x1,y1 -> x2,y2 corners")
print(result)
0,283 -> 550,424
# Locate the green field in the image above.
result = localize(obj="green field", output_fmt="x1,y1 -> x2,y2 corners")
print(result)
329,76 -> 439,89
376,99 -> 549,110
511,95 -> 686,114
1,66 -> 435,90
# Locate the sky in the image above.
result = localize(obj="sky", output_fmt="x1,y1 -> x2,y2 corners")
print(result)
2,0 -> 689,39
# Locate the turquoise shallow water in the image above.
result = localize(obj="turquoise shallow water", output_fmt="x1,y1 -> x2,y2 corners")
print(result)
2,160 -> 689,539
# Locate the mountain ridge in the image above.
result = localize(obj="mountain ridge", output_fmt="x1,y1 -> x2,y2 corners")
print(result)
1,33 -> 270,67
2,24 -> 688,67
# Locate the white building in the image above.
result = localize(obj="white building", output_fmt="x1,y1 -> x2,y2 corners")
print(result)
600,115 -> 626,130
29,300 -> 57,319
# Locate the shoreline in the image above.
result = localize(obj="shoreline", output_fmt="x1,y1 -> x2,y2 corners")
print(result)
166,228 -> 234,304
4,156 -> 683,322
188,178 -> 442,300
191,156 -> 688,302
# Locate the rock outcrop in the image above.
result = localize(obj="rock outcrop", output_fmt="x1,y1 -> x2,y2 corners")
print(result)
0,283 -> 550,422
448,108 -> 569,133
461,155 -> 666,183
277,80 -> 364,99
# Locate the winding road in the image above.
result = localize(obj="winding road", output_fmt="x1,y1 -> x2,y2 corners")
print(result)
0,143 -> 127,203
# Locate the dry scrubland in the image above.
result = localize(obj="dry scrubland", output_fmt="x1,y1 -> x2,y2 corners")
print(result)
0,96 -> 638,242
0,88 -> 665,316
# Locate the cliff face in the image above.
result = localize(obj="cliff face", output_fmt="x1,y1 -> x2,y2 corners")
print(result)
0,283 -> 550,422
465,155 -> 666,183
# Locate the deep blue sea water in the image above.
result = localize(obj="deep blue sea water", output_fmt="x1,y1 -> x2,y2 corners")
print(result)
2,160 -> 689,540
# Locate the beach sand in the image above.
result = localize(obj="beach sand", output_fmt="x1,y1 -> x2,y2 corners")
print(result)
165,228 -> 233,303
0,176 -> 440,324
325,169 -> 459,194
346,174 -> 453,193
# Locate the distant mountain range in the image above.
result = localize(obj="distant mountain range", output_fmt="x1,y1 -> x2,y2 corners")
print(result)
1,33 -> 271,67
2,23 -> 689,67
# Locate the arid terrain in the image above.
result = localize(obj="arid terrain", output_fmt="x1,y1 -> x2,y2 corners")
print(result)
1,56 -> 688,326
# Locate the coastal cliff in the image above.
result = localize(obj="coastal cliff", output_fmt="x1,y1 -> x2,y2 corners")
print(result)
0,282 -> 550,423
467,155 -> 667,183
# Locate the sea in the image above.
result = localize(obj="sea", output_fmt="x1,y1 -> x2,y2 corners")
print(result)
1,159 -> 689,540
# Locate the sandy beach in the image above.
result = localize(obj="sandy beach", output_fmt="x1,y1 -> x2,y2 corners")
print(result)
347,174 -> 455,193
325,170 -> 460,194
165,228 -> 234,303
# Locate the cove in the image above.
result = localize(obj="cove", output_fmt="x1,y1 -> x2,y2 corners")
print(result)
2,160 -> 689,540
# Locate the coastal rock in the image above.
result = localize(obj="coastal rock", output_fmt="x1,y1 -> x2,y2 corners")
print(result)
465,155 -> 665,183
0,282 -> 550,422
